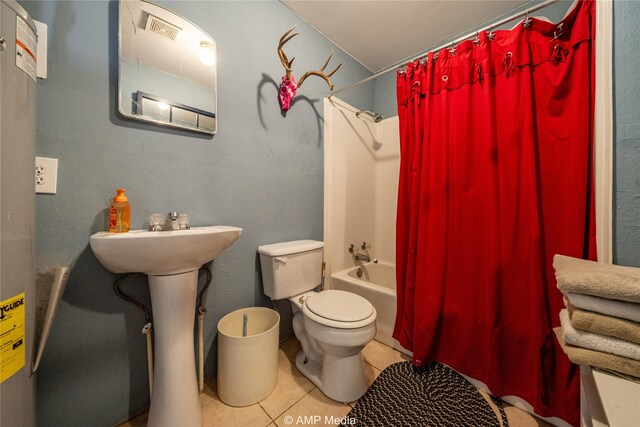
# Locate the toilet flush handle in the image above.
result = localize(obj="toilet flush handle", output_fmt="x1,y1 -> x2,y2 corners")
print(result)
275,257 -> 287,264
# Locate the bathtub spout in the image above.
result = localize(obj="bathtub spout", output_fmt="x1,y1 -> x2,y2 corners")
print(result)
354,252 -> 370,262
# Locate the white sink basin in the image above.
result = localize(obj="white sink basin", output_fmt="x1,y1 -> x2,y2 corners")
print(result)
89,225 -> 242,426
90,226 -> 242,276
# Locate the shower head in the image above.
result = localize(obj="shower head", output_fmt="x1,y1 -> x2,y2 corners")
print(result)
356,110 -> 383,123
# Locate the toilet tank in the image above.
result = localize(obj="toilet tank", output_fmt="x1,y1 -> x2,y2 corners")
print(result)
258,240 -> 324,300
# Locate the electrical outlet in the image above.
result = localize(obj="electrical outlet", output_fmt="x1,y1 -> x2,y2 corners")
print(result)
35,157 -> 58,194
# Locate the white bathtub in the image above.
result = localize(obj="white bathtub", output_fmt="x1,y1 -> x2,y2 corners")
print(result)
331,262 -> 410,355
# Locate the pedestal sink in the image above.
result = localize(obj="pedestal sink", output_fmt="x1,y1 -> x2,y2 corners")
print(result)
90,226 -> 242,427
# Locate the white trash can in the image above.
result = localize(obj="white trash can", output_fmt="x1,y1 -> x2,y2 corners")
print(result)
217,307 -> 280,406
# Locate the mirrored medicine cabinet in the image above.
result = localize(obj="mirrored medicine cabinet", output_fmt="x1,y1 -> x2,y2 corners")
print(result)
118,0 -> 217,134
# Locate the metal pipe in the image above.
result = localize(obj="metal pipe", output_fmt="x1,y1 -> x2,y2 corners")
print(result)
144,324 -> 154,397
327,0 -> 560,98
197,312 -> 204,392
112,274 -> 155,397
196,265 -> 212,393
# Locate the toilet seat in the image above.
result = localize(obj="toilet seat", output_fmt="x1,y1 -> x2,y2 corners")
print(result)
302,290 -> 376,329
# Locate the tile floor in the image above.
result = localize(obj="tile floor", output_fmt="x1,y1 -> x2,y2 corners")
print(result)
121,338 -> 550,427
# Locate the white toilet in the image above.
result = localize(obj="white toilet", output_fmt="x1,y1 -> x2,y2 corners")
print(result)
258,240 -> 377,403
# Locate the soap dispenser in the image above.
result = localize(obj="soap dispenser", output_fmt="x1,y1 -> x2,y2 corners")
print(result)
109,188 -> 130,233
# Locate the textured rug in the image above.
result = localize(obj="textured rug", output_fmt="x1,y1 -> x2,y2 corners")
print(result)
341,362 -> 508,427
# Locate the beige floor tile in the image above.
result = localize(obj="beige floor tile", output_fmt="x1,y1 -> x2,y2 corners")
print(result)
201,382 -> 272,427
478,389 -> 504,426
259,356 -> 315,419
274,388 -> 352,427
477,389 -> 552,427
279,337 -> 301,361
279,348 -> 290,362
504,405 -> 552,427
362,340 -> 411,372
122,340 -> 552,427
363,361 -> 381,387
200,377 -> 217,407
118,411 -> 148,427
347,362 -> 382,406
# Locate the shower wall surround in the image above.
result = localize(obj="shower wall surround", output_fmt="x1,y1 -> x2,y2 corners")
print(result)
323,97 -> 399,279
21,1 -> 374,426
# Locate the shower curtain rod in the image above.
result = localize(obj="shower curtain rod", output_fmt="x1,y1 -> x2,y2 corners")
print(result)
327,0 -> 559,99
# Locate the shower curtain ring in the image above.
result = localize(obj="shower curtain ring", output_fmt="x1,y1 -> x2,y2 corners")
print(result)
474,31 -> 480,46
449,41 -> 456,55
487,26 -> 495,41
523,9 -> 532,28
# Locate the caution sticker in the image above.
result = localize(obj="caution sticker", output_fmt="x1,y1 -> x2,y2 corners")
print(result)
15,16 -> 37,82
0,293 -> 26,383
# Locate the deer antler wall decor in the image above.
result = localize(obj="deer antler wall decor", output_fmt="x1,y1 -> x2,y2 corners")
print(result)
277,25 -> 342,112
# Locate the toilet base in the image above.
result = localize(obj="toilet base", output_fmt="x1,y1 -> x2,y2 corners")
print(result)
295,350 -> 369,403
295,351 -> 323,389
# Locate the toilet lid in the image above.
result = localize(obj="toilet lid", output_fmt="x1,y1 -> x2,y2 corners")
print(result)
305,290 -> 374,322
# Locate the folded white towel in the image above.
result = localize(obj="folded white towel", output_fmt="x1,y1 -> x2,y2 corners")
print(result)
554,255 -> 640,303
560,309 -> 640,361
566,292 -> 640,323
554,327 -> 640,379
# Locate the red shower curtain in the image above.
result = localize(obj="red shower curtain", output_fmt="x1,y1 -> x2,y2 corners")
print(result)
393,1 -> 596,424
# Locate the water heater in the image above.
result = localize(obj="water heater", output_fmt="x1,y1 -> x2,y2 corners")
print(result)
0,1 -> 37,425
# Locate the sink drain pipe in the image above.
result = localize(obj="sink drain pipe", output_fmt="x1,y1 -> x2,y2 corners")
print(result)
114,274 -> 154,397
196,265 -> 212,392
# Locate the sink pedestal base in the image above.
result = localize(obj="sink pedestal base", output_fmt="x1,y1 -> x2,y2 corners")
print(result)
147,270 -> 202,427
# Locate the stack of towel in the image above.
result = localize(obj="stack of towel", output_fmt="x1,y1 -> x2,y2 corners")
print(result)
553,254 -> 640,380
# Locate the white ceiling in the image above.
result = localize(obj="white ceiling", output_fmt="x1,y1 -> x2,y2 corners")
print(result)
281,0 -> 532,72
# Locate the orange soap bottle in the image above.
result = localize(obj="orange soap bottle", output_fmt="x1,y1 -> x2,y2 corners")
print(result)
109,188 -> 130,233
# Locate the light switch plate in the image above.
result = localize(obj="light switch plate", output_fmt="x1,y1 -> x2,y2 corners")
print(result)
35,156 -> 58,194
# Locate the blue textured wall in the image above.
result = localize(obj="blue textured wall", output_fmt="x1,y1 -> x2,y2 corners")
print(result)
23,1 -> 373,425
613,0 -> 640,267
374,71 -> 397,119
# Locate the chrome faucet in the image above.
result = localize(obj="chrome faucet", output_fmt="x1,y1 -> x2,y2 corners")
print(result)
348,242 -> 371,262
164,212 -> 180,230
354,252 -> 370,262
149,212 -> 190,231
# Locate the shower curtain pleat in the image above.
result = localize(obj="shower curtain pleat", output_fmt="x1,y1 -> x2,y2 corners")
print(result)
393,1 -> 596,425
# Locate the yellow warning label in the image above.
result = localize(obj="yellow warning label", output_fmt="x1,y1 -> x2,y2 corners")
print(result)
0,293 -> 26,383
